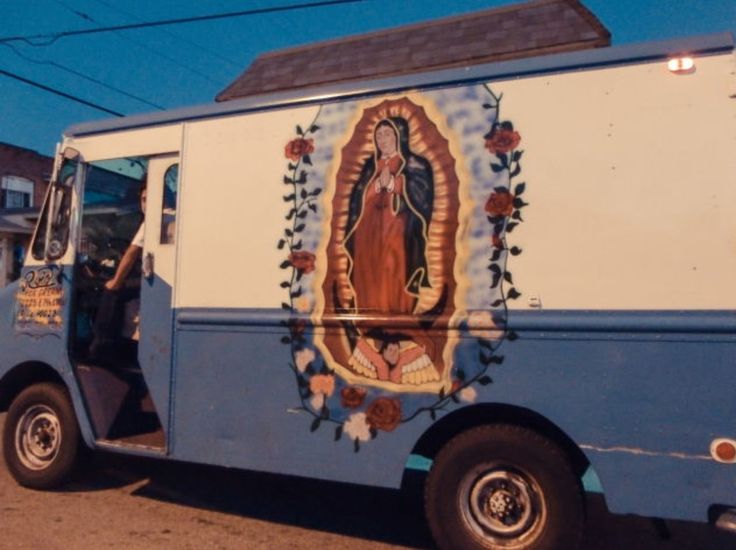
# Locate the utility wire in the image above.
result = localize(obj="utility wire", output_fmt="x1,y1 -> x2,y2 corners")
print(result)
50,0 -> 221,86
0,42 -> 164,109
0,0 -> 366,45
0,67 -> 123,116
89,0 -> 242,69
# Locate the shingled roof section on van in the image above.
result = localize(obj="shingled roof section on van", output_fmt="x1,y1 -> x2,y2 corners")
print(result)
216,0 -> 610,101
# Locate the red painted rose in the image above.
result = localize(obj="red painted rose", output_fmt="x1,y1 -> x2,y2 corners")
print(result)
366,397 -> 402,432
340,386 -> 367,409
485,129 -> 521,154
289,251 -> 316,274
284,138 -> 315,162
485,191 -> 514,217
492,235 -> 505,249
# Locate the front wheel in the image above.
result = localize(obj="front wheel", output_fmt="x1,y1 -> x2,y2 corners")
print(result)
425,424 -> 584,550
2,383 -> 82,489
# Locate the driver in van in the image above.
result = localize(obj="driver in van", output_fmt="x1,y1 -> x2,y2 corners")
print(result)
88,175 -> 146,363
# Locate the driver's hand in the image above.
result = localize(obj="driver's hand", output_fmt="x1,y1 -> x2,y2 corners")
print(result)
104,279 -> 122,291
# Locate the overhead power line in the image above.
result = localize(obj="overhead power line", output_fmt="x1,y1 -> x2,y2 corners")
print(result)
0,67 -> 124,116
89,0 -> 242,69
51,0 -> 221,86
0,0 -> 365,46
1,42 -> 164,109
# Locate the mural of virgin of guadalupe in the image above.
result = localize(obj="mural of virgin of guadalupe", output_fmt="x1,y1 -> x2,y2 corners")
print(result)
320,98 -> 460,390
344,118 -> 433,316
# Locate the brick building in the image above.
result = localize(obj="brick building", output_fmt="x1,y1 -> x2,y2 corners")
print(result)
0,143 -> 53,287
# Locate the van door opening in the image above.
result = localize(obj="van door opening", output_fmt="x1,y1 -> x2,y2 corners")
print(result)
70,155 -> 173,449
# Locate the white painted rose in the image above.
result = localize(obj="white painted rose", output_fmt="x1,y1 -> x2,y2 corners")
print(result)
295,348 -> 316,373
343,412 -> 371,442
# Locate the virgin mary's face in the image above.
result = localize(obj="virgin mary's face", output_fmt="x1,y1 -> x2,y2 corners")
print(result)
375,124 -> 398,157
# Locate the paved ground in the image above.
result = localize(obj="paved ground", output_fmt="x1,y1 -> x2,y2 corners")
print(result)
1,412 -> 735,549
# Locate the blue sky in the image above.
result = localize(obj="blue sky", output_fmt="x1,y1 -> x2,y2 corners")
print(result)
1,0 -> 734,156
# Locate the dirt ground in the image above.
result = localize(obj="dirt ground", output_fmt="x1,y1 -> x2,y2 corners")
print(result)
1,413 -> 735,549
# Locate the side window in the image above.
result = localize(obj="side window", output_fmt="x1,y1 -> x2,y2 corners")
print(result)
160,164 -> 178,244
1,176 -> 34,208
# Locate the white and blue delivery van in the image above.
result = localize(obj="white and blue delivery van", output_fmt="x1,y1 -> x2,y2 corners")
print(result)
1,31 -> 735,550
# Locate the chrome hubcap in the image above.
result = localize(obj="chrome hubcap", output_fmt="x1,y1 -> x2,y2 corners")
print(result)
460,466 -> 545,547
15,405 -> 62,471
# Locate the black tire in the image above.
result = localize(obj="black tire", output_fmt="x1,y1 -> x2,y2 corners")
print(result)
2,383 -> 82,489
425,424 -> 584,550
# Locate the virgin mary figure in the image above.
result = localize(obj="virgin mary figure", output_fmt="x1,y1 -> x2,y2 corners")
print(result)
319,98 -> 460,389
343,117 -> 434,315
338,117 -> 439,385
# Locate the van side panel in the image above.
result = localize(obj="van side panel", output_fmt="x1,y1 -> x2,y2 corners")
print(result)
167,50 -> 736,522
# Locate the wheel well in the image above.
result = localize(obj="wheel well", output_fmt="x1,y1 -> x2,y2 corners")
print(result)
409,403 -> 590,478
0,362 -> 65,413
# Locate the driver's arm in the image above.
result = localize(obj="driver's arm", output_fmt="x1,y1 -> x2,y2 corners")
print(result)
104,243 -> 142,291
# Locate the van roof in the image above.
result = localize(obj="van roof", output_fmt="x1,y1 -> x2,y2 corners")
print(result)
65,31 -> 734,139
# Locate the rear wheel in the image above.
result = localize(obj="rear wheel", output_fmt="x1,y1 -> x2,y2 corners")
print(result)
2,383 -> 82,489
425,424 -> 584,550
